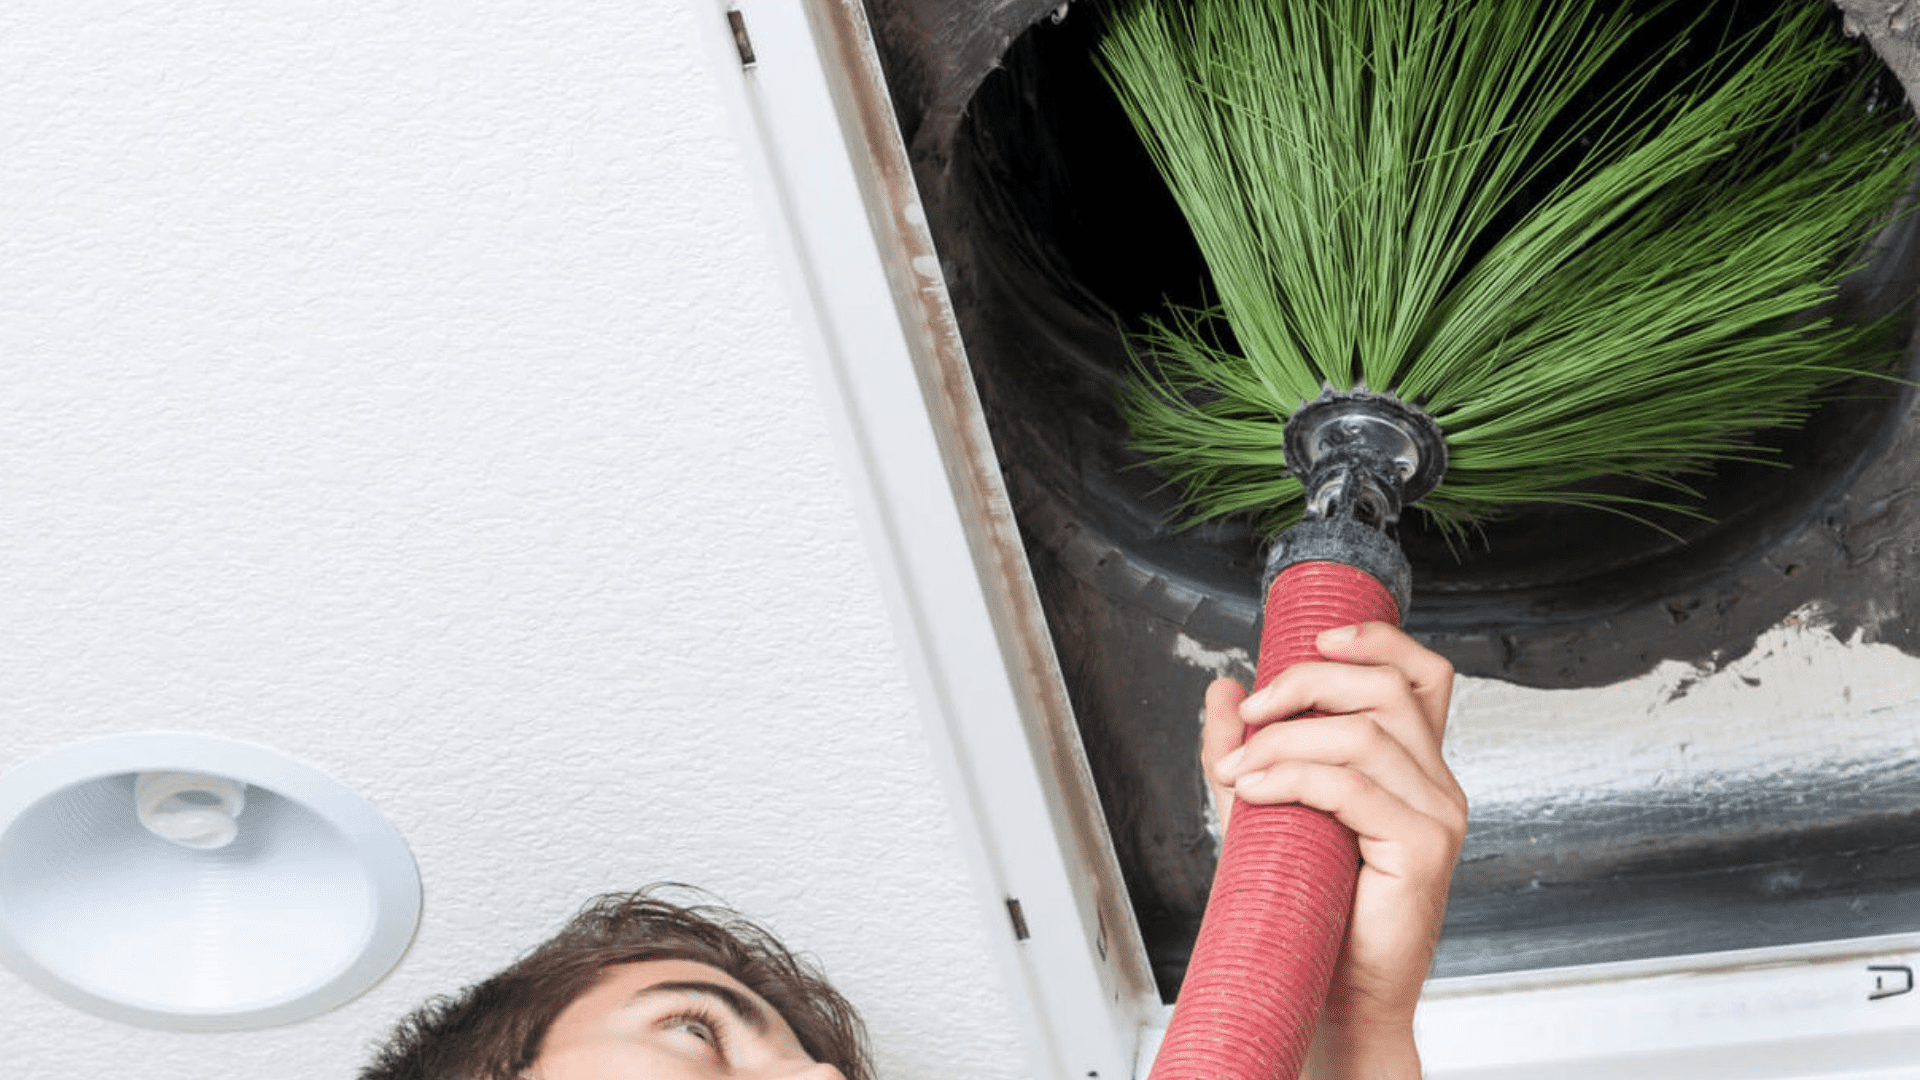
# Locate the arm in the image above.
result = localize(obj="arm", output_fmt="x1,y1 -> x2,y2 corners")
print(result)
1199,622 -> 1467,1080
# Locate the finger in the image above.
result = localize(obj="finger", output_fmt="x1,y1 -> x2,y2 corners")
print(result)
1229,763 -> 1465,874
1241,660 -> 1418,726
1239,662 -> 1448,785
1313,622 -> 1455,739
1202,678 -> 1250,770
1217,714 -> 1466,829
1201,678 -> 1248,833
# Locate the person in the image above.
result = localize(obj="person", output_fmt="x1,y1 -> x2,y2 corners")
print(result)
359,886 -> 870,1080
359,622 -> 1466,1080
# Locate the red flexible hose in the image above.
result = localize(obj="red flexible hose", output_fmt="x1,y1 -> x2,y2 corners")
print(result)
1148,560 -> 1401,1080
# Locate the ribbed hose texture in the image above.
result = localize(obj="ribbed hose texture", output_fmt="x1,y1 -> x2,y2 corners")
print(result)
1148,561 -> 1401,1080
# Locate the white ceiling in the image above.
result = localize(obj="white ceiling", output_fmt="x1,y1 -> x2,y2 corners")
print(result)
0,1 -> 1032,1076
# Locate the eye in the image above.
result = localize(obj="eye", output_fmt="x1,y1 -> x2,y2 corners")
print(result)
662,1009 -> 729,1059
671,1015 -> 715,1043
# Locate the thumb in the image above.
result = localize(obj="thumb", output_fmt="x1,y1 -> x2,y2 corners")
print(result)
1201,677 -> 1248,833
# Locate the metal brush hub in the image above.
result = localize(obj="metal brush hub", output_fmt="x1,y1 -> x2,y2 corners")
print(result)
1283,390 -> 1447,530
1264,390 -> 1447,615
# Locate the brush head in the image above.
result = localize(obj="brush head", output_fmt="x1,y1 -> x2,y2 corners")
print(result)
1102,0 -> 1920,539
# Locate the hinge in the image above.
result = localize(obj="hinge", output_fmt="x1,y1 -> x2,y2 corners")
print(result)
1005,897 -> 1031,941
727,10 -> 756,68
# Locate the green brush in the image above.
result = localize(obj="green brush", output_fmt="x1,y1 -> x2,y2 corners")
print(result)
1098,1 -> 1918,1077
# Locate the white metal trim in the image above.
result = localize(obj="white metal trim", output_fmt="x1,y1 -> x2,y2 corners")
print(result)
1418,932 -> 1920,1078
1137,933 -> 1920,1079
690,2 -> 1158,1076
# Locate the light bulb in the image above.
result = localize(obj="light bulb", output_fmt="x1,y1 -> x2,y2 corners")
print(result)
134,771 -> 247,850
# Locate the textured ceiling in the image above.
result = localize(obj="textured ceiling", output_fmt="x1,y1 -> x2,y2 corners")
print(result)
0,1 -> 1031,1076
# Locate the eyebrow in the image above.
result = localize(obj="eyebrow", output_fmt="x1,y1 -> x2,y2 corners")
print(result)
628,979 -> 771,1035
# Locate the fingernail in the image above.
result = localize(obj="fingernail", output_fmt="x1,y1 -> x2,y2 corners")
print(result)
1216,748 -> 1245,776
1241,686 -> 1273,713
1318,625 -> 1358,649
1233,770 -> 1266,789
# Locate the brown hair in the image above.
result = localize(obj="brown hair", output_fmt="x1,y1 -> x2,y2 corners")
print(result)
359,886 -> 873,1080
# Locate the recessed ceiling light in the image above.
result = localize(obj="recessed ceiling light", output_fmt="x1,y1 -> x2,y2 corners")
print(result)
0,733 -> 421,1031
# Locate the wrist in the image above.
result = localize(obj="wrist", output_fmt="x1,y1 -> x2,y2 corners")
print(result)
1301,1018 -> 1421,1080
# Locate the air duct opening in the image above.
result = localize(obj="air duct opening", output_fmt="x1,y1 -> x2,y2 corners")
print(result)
865,0 -> 1920,996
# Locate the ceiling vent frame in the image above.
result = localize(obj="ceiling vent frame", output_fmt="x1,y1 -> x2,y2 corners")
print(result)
697,3 -> 1920,1077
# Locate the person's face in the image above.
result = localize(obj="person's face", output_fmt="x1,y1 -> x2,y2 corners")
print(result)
530,959 -> 845,1080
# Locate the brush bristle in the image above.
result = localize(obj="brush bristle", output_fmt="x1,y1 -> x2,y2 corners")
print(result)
1102,0 -> 1920,537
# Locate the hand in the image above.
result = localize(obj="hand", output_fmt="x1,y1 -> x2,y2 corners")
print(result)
1201,622 -> 1467,1080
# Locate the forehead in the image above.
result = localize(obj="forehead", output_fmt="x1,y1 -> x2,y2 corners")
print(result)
549,957 -> 792,1038
535,957 -> 819,1075
569,958 -> 758,1010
